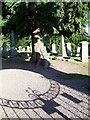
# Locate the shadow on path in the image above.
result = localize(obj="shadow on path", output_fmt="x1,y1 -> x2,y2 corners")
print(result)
0,59 -> 90,119
1,59 -> 90,96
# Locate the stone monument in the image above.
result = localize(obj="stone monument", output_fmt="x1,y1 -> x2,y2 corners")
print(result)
66,43 -> 71,56
2,42 -> 7,58
22,48 -> 25,52
27,46 -> 30,52
51,43 -> 57,55
80,41 -> 88,62
61,35 -> 67,57
10,30 -> 18,57
30,28 -> 50,68
18,46 -> 22,51
76,46 -> 80,57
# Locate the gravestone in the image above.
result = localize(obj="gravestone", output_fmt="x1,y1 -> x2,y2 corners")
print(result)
66,43 -> 71,56
51,43 -> 57,55
76,46 -> 80,57
61,35 -> 67,57
27,46 -> 30,52
2,42 -> 7,58
18,46 -> 22,51
10,30 -> 18,57
22,48 -> 25,52
80,41 -> 88,62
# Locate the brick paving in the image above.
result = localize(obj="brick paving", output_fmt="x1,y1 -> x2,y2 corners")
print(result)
0,60 -> 90,119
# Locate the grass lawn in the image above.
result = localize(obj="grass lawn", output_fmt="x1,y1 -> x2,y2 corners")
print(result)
63,73 -> 90,80
70,57 -> 89,66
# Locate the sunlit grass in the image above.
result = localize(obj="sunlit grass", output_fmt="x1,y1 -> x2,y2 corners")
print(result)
63,73 -> 90,80
70,57 -> 89,66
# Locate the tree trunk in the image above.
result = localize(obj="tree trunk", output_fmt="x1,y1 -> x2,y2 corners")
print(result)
30,28 -> 50,68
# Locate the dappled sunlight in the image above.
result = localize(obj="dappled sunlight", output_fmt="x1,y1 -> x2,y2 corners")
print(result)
0,60 -> 90,119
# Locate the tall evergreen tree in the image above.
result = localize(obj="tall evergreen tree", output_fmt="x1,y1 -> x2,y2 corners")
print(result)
1,1 -> 89,65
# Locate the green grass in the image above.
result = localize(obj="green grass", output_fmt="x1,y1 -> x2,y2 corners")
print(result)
63,73 -> 90,80
49,55 -> 57,60
70,57 -> 89,66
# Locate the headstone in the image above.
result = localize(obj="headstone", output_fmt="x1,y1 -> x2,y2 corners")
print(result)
66,43 -> 71,56
76,46 -> 80,57
27,46 -> 30,52
18,46 -> 22,51
61,35 -> 67,57
80,41 -> 88,62
10,30 -> 18,57
51,43 -> 57,54
2,42 -> 7,57
22,48 -> 25,52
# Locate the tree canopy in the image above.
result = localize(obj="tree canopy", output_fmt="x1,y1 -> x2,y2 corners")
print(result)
2,1 -> 89,38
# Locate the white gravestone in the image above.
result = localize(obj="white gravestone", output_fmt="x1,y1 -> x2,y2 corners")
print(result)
27,46 -> 30,52
51,43 -> 57,54
18,46 -> 22,51
61,35 -> 67,57
76,46 -> 80,57
66,43 -> 71,56
22,48 -> 25,52
80,41 -> 88,62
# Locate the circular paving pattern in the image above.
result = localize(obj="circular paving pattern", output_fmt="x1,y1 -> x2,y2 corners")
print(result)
0,69 -> 60,109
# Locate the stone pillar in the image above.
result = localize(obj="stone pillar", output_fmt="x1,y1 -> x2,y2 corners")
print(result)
51,43 -> 57,55
66,43 -> 71,56
10,30 -> 18,57
80,41 -> 88,62
61,35 -> 67,57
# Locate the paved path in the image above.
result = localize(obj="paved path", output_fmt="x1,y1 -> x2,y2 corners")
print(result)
0,60 -> 90,119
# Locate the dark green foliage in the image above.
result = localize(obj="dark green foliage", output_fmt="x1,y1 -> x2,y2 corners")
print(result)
17,37 -> 31,48
1,1 -> 89,54
0,34 -> 10,50
65,32 -> 89,55
42,34 -> 62,54
2,2 -> 89,37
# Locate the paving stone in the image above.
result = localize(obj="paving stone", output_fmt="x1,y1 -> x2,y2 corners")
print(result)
54,98 -> 80,118
34,108 -> 53,119
13,108 -> 30,119
0,65 -> 89,119
55,97 -> 88,118
0,106 -> 8,119
2,107 -> 18,119
24,109 -> 41,118
50,112 -> 64,118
